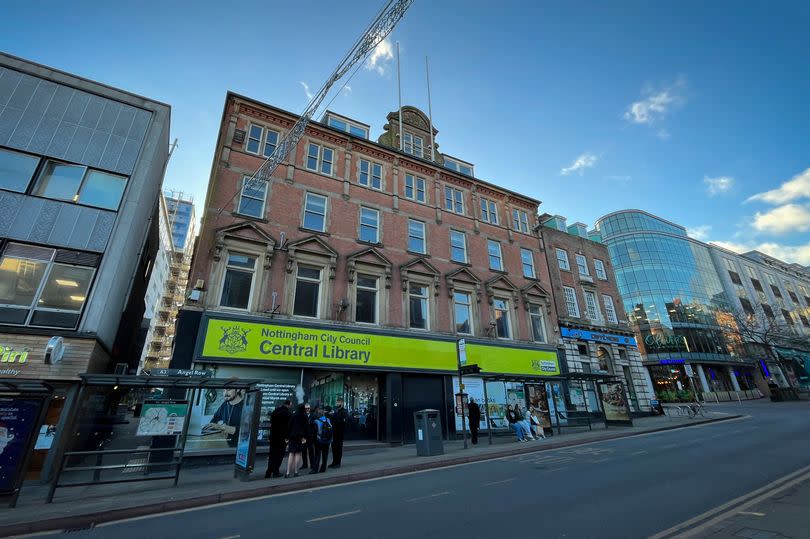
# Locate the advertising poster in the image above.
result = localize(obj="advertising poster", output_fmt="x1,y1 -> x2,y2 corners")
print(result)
34,425 -> 57,450
137,401 -> 188,436
550,383 -> 568,426
599,382 -> 632,424
526,384 -> 552,428
570,387 -> 586,407
0,398 -> 43,494
235,391 -> 261,470
451,377 -> 487,431
186,388 -> 246,451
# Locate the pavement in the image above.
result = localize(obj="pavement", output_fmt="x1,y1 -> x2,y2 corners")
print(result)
0,408 -> 743,537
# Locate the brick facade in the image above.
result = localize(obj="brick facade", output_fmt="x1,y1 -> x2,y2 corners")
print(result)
540,223 -> 654,410
188,93 -> 558,345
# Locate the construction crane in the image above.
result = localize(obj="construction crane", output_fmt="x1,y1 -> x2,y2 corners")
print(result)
243,0 -> 413,193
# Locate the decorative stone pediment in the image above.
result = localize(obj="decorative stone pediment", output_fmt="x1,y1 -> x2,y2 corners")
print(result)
400,257 -> 441,294
286,235 -> 338,279
379,105 -> 440,158
214,222 -> 276,269
520,282 -> 551,311
484,274 -> 519,307
347,247 -> 393,288
445,267 -> 482,302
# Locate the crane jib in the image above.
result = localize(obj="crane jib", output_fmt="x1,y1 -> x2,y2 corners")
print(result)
242,0 -> 413,194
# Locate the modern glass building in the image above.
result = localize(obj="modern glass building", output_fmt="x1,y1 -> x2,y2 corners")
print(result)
595,210 -> 759,395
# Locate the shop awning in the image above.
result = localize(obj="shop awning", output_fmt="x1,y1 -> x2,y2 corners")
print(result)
78,374 -> 262,390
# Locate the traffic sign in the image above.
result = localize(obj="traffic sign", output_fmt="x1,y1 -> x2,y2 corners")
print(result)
457,339 -> 467,367
459,364 -> 481,375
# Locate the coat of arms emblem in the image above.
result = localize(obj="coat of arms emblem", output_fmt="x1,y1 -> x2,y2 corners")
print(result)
218,326 -> 250,354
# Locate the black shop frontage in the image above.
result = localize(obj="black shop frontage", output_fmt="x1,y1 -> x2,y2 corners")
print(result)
169,311 -> 563,449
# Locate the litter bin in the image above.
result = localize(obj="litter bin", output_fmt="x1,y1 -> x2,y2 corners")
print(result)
414,409 -> 443,456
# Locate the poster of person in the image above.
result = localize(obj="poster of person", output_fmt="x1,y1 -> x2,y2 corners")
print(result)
526,384 -> 552,428
0,398 -> 43,494
451,377 -> 487,431
599,382 -> 632,424
185,388 -> 245,451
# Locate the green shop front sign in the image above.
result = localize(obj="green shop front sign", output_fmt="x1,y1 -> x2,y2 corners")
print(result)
198,318 -> 560,377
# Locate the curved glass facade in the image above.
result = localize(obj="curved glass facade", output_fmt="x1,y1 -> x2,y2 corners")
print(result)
595,211 -> 737,363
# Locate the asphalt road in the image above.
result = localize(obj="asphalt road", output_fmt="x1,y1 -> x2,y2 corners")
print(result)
56,401 -> 810,539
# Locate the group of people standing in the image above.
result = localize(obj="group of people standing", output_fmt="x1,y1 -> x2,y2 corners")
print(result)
265,398 -> 349,478
506,403 -> 545,442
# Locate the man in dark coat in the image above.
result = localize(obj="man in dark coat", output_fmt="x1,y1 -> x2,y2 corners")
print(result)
265,400 -> 291,478
329,397 -> 349,468
467,398 -> 481,445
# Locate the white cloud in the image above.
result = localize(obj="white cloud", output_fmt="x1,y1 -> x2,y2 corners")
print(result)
710,240 -> 810,266
704,176 -> 734,196
656,128 -> 671,140
747,167 -> 810,204
299,81 -> 314,100
365,38 -> 394,76
752,203 -> 810,234
687,225 -> 712,240
624,79 -> 686,125
560,152 -> 598,176
342,84 -> 352,96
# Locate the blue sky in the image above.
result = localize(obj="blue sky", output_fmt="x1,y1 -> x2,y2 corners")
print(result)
2,1 -> 809,263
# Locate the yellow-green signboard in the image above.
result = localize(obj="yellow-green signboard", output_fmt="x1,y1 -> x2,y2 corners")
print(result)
199,318 -> 560,377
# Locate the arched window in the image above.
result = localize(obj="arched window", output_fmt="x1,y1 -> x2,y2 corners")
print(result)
597,347 -> 612,373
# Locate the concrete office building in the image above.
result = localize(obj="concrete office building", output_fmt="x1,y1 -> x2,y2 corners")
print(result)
710,246 -> 810,389
0,53 -> 170,476
540,215 -> 654,412
171,94 -> 567,447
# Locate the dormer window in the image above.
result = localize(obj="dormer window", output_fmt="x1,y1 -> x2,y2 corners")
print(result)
323,112 -> 369,139
443,156 -> 474,177
403,132 -> 424,158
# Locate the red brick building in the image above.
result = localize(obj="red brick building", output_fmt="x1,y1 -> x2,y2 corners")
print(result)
172,93 -> 565,445
540,215 -> 654,413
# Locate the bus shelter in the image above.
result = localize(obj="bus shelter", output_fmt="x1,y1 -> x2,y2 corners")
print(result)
46,374 -> 261,503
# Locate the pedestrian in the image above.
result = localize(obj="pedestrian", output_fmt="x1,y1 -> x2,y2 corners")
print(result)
515,404 -> 535,440
265,399 -> 291,478
310,406 -> 333,474
528,405 -> 546,440
307,404 -> 321,473
467,398 -> 481,445
506,404 -> 526,442
285,403 -> 309,478
329,397 -> 349,468
301,402 -> 312,469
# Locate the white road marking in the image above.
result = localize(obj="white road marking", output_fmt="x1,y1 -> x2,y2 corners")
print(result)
406,491 -> 451,502
649,464 -> 810,539
737,511 -> 766,517
631,450 -> 648,456
483,477 -> 516,486
217,535 -> 241,539
545,466 -> 569,473
306,510 -> 362,523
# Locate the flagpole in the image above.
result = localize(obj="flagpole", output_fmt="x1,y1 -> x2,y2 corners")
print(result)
397,41 -> 403,151
425,56 -> 435,161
